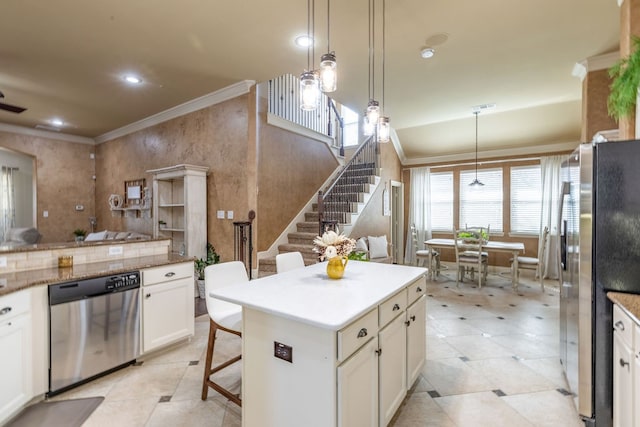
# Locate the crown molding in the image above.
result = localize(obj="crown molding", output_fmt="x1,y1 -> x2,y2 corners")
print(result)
402,140 -> 579,166
0,122 -> 95,145
573,51 -> 619,81
95,80 -> 256,144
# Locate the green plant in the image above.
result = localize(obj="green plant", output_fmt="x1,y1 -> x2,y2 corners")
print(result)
73,229 -> 87,237
608,36 -> 640,120
457,230 -> 488,241
348,251 -> 369,262
194,243 -> 221,280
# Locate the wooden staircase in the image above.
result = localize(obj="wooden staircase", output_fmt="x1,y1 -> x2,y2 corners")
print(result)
258,166 -> 380,277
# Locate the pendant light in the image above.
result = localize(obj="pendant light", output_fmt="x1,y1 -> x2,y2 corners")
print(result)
319,0 -> 337,92
377,0 -> 390,143
364,0 -> 379,134
469,111 -> 484,187
300,0 -> 320,111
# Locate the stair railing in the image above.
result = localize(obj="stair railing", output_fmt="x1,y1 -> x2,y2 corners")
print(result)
317,135 -> 378,235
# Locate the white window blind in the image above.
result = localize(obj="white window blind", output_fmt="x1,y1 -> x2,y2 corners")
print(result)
459,169 -> 503,232
430,172 -> 453,232
510,165 -> 542,234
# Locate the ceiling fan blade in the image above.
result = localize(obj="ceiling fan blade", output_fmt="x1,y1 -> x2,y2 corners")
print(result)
0,102 -> 27,114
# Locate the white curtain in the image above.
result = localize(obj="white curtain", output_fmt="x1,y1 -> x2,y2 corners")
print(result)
404,167 -> 432,265
0,166 -> 17,241
539,155 -> 564,279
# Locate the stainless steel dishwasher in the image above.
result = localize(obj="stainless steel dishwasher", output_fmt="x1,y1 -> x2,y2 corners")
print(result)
48,271 -> 141,395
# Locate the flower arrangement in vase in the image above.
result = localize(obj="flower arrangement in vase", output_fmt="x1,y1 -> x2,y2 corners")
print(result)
313,230 -> 356,279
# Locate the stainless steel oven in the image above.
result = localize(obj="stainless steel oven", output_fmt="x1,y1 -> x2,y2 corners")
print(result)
48,271 -> 141,395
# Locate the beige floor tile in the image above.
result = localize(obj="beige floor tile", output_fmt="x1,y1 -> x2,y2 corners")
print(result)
390,391 -> 456,426
422,358 -> 495,396
502,390 -> 583,427
490,334 -> 557,360
429,318 -> 484,337
82,396 -> 159,427
105,362 -> 188,401
426,336 -> 463,360
435,391 -> 534,427
466,357 -> 555,395
444,334 -> 514,360
520,357 -> 571,389
146,398 -> 227,427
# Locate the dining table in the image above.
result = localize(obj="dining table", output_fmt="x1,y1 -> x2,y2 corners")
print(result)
424,238 -> 525,288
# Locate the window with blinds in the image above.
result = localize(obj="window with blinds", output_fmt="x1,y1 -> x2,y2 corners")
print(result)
510,165 -> 542,234
459,169 -> 503,232
430,172 -> 453,232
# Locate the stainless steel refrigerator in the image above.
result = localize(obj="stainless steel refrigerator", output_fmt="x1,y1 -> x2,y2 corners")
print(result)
560,139 -> 640,427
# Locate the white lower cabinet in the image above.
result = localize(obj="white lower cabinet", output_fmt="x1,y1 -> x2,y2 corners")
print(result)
612,303 -> 637,427
0,290 -> 32,424
379,313 -> 407,426
141,262 -> 194,353
338,336 -> 379,427
406,295 -> 426,388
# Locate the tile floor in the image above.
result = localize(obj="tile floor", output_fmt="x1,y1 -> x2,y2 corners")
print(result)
47,264 -> 583,427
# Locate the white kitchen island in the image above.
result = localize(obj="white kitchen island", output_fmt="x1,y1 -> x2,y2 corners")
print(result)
211,260 -> 428,427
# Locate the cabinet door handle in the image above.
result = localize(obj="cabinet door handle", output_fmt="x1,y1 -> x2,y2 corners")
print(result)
620,358 -> 630,368
164,272 -> 176,278
145,293 -> 151,299
357,328 -> 368,338
410,315 -> 416,322
615,320 -> 625,331
375,348 -> 382,356
0,306 -> 11,316
393,303 -> 400,311
405,320 -> 411,327
416,287 -> 423,293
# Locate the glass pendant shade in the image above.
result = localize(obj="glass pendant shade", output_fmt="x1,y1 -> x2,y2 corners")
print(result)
363,111 -> 375,136
366,100 -> 380,125
377,116 -> 390,142
319,52 -> 337,92
300,71 -> 320,111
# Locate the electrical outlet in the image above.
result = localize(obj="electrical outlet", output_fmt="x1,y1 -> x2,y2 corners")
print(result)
75,205 -> 84,211
274,342 -> 293,363
43,210 -> 48,218
0,257 -> 6,268
217,210 -> 225,219
227,210 -> 234,220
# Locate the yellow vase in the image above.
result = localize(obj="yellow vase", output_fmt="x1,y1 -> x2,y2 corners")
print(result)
326,256 -> 348,279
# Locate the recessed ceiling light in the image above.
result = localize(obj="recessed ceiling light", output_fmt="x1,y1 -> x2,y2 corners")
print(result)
420,48 -> 435,59
295,35 -> 313,47
123,75 -> 142,84
50,118 -> 64,127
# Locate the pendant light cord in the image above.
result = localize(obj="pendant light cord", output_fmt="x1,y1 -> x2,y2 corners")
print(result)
382,0 -> 386,114
475,111 -> 479,178
327,0 -> 330,52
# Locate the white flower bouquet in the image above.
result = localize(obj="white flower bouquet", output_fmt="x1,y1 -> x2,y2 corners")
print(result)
313,230 -> 356,261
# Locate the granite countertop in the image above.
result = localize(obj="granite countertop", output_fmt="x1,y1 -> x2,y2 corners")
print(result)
0,254 -> 193,296
608,292 -> 640,322
0,237 -> 169,254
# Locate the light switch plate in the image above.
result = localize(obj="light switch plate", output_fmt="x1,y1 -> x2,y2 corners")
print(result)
0,257 -> 6,268
108,246 -> 123,256
227,210 -> 234,220
217,210 -> 225,219
43,210 -> 48,218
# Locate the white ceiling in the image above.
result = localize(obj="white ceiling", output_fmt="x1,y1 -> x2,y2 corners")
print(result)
0,0 -> 620,162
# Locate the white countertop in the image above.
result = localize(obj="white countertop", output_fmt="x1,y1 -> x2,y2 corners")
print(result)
211,261 -> 427,331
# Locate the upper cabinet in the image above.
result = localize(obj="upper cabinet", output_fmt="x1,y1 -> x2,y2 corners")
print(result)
147,164 -> 208,259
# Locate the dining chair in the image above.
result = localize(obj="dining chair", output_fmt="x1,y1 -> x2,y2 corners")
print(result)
411,224 -> 440,276
276,251 -> 305,273
454,229 -> 488,288
201,261 -> 248,406
512,226 -> 550,291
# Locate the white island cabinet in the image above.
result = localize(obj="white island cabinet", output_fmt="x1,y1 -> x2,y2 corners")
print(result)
212,261 -> 427,427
